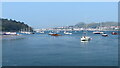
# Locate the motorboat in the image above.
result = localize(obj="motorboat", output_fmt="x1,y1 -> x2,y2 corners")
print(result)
93,31 -> 104,34
102,33 -> 108,37
64,31 -> 72,35
81,36 -> 91,41
111,32 -> 118,35
81,25 -> 91,41
3,32 -> 18,35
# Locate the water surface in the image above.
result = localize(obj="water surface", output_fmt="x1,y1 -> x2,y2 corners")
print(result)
2,31 -> 118,66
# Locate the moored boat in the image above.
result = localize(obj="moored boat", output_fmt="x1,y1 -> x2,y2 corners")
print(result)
102,33 -> 108,37
93,31 -> 104,34
64,31 -> 72,35
81,36 -> 91,41
20,31 -> 33,34
48,32 -> 54,35
50,34 -> 61,36
3,32 -> 19,35
111,32 -> 118,35
81,25 -> 91,41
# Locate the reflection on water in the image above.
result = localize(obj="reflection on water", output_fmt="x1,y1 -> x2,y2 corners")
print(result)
2,31 -> 118,66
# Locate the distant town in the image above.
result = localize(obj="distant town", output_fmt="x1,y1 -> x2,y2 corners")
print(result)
34,22 -> 119,32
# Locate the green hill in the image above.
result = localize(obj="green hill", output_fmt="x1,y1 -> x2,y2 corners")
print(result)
0,18 -> 33,32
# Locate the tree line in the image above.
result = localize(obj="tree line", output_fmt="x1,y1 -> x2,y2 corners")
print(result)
0,18 -> 33,32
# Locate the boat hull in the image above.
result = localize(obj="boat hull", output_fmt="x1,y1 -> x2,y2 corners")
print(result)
50,34 -> 61,36
81,36 -> 91,41
111,32 -> 118,35
93,32 -> 104,34
102,34 -> 108,37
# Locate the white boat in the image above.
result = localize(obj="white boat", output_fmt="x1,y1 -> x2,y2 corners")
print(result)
81,25 -> 91,41
81,36 -> 91,41
102,33 -> 108,37
3,32 -> 21,35
48,32 -> 54,35
93,31 -> 104,34
64,31 -> 72,35
7,32 -> 17,35
20,31 -> 32,34
3,32 -> 17,35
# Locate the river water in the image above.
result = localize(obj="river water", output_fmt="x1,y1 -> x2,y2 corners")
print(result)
2,31 -> 118,66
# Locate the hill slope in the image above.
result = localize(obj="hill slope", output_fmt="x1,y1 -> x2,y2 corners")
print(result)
0,18 -> 33,32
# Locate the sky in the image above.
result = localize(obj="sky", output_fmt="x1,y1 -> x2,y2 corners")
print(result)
2,2 -> 118,28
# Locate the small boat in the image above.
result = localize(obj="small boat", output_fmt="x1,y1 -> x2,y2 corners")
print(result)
81,36 -> 91,41
64,31 -> 72,35
48,32 -> 54,35
111,32 -> 118,35
39,31 -> 44,33
20,31 -> 32,34
102,33 -> 108,37
81,25 -> 91,41
3,32 -> 18,35
93,31 -> 104,34
50,34 -> 61,36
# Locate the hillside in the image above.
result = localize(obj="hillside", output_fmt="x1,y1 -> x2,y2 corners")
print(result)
74,22 -> 118,28
0,18 -> 33,32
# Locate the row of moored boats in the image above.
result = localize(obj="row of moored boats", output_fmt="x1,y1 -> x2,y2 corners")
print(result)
2,31 -> 118,42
